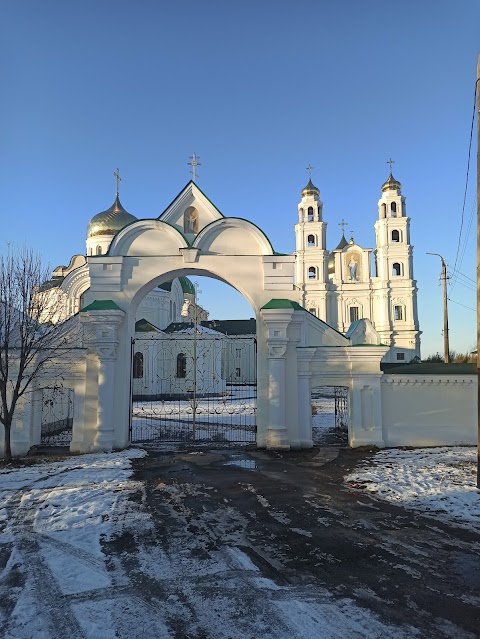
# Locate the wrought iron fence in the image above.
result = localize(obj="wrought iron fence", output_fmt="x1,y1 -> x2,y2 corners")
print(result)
40,386 -> 74,446
130,335 -> 257,443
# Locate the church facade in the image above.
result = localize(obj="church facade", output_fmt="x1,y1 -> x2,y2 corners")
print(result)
41,170 -> 421,363
294,172 -> 421,362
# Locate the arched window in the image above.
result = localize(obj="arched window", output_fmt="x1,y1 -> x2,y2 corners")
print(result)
308,266 -> 317,280
391,229 -> 400,242
390,202 -> 397,217
89,248 -> 93,256
307,207 -> 314,222
176,353 -> 187,378
381,203 -> 387,218
133,352 -> 144,379
307,234 -> 315,247
96,245 -> 102,255
299,207 -> 304,220
392,262 -> 401,276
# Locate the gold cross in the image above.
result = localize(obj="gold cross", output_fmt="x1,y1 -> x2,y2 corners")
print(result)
306,164 -> 314,179
114,168 -> 122,196
338,219 -> 348,234
387,158 -> 395,173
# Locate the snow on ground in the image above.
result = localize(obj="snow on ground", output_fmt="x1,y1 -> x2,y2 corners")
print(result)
345,446 -> 480,532
0,448 -> 419,638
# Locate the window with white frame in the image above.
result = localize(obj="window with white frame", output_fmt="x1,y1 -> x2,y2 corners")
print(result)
394,305 -> 404,320
308,266 -> 317,280
307,234 -> 316,247
392,262 -> 401,276
349,306 -> 359,322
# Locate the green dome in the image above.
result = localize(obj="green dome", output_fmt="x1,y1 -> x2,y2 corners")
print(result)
87,195 -> 137,238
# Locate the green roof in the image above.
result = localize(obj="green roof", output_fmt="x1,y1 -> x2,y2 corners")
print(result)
381,362 -> 476,375
261,299 -> 305,311
179,277 -> 195,294
80,300 -> 122,312
135,318 -> 161,333
164,318 -> 256,336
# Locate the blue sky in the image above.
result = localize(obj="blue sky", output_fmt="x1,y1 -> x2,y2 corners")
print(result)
1,0 -> 478,357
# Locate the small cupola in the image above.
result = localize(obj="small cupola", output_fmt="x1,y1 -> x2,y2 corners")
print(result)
301,179 -> 320,198
381,172 -> 402,194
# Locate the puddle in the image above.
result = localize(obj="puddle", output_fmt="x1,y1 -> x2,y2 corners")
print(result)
223,458 -> 258,470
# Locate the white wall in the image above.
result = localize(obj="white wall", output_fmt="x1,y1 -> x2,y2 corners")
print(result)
381,374 -> 476,447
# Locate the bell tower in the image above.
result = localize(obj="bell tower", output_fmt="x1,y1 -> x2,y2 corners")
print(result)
373,167 -> 421,361
294,177 -> 329,320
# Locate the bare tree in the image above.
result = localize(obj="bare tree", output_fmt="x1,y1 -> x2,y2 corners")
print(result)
0,245 -> 76,461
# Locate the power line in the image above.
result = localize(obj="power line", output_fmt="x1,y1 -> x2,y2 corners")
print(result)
452,78 -> 478,276
450,196 -> 477,292
447,297 -> 476,312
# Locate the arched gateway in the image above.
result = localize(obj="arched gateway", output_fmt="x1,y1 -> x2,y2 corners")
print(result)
71,181 -> 387,453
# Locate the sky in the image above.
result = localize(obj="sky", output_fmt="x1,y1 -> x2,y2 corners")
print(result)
1,0 -> 479,357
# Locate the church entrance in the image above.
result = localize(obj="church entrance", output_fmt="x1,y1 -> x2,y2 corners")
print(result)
130,334 -> 257,443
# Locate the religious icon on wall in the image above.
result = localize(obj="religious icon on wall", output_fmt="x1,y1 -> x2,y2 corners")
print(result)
184,207 -> 199,234
345,252 -> 361,282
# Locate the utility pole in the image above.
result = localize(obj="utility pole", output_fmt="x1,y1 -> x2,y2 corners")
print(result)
427,253 -> 450,363
476,54 -> 480,488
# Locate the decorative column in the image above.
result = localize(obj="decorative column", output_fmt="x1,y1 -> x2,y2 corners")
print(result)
79,304 -> 125,452
296,348 -> 315,448
260,306 -> 294,450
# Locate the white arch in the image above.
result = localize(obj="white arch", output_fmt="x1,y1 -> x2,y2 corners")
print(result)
108,219 -> 189,257
193,218 -> 274,256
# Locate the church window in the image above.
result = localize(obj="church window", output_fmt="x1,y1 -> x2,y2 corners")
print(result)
390,202 -> 397,217
394,305 -> 404,320
307,207 -> 314,221
236,348 -> 241,358
391,229 -> 400,242
307,234 -> 316,247
89,248 -> 93,256
309,308 -> 316,316
133,352 -> 144,379
176,353 -> 187,378
349,306 -> 359,322
396,352 -> 405,361
392,262 -> 401,276
96,245 -> 102,255
308,266 -> 317,280
381,203 -> 387,218
235,367 -> 241,377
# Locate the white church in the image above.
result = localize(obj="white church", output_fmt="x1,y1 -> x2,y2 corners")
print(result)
42,169 -> 421,364
4,168 -> 477,458
295,172 -> 421,363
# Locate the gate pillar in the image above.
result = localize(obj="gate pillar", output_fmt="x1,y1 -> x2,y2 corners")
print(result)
260,307 -> 295,450
296,348 -> 315,448
79,305 -> 125,452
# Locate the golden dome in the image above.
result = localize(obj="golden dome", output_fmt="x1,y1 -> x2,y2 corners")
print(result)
381,172 -> 402,193
301,179 -> 320,198
87,195 -> 137,238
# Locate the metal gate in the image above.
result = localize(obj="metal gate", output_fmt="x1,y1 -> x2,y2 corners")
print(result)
334,386 -> 349,436
40,386 -> 74,446
130,334 -> 257,443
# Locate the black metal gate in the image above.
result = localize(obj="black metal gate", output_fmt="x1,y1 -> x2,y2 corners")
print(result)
40,386 -> 74,446
130,334 -> 257,443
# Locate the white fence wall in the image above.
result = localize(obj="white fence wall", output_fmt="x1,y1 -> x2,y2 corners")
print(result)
381,374 -> 476,447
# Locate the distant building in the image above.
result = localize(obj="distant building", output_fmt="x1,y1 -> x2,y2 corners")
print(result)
294,172 -> 421,362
